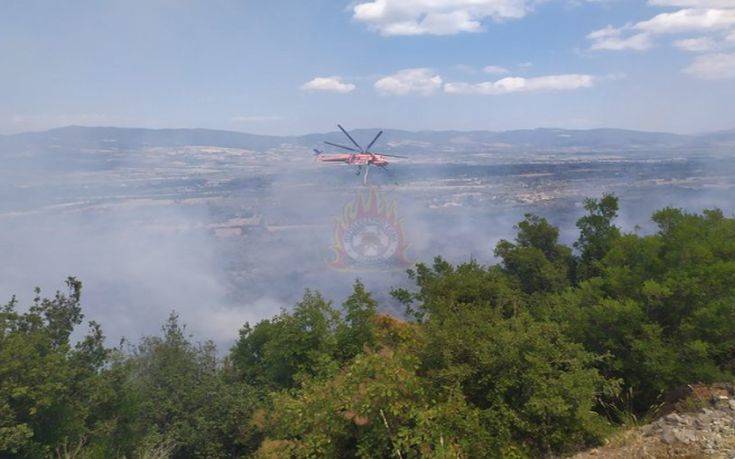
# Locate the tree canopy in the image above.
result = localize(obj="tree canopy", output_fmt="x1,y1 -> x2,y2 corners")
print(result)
3,197 -> 735,457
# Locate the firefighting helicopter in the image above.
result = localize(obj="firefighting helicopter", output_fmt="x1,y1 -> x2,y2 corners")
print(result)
313,124 -> 406,184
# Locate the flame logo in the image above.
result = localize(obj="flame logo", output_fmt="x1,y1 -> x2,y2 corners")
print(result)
329,187 -> 411,271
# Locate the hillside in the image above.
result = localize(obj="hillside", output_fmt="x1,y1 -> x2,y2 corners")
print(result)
3,195 -> 735,457
574,385 -> 735,458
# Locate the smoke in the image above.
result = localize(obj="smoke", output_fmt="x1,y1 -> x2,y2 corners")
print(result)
1,134 -> 734,349
0,201 -> 277,344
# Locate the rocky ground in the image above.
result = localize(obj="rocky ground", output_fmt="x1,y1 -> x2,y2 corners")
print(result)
573,385 -> 735,458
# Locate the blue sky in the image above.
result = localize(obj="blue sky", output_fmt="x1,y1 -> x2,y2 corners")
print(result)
1,0 -> 734,135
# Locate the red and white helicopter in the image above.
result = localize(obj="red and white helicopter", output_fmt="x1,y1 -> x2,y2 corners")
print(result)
314,125 -> 406,184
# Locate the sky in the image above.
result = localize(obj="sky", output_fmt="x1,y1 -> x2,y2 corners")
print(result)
1,0 -> 734,135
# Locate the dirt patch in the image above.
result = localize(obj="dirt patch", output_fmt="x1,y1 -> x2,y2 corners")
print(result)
573,384 -> 735,458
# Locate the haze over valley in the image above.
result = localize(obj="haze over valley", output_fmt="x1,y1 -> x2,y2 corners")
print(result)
3,125 -> 734,345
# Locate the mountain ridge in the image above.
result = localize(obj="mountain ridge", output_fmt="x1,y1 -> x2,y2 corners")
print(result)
1,125 -> 733,152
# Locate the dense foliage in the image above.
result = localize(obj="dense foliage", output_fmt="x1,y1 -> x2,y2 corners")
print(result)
2,196 -> 735,457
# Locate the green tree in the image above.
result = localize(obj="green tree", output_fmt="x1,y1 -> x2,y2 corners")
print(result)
393,257 -> 520,321
259,317 -> 490,458
574,194 -> 621,280
124,312 -> 259,458
495,214 -> 573,294
396,259 -> 615,455
559,206 -> 735,412
336,280 -> 378,362
0,278 -> 110,457
231,290 -> 341,390
5,198 -> 735,458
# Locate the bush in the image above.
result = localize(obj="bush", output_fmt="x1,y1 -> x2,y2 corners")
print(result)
4,198 -> 735,457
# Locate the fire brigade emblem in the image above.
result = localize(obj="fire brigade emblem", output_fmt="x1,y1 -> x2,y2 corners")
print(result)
330,187 -> 410,271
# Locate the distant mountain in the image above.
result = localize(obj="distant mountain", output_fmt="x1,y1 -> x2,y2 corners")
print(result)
0,126 -> 289,151
1,125 -> 732,154
698,128 -> 735,146
300,127 -> 692,151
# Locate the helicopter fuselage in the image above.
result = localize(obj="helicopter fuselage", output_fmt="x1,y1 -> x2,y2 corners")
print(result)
317,153 -> 389,166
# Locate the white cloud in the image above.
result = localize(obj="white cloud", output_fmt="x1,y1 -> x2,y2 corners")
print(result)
374,68 -> 443,95
595,7 -> 735,77
636,8 -> 735,35
353,0 -> 531,36
683,52 -> 735,78
588,8 -> 735,51
649,0 -> 735,7
588,26 -> 653,50
673,36 -> 716,51
300,76 -> 356,93
444,74 -> 595,95
483,65 -> 510,74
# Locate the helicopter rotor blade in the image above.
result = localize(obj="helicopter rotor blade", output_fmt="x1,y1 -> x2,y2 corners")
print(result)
324,141 -> 359,152
338,124 -> 363,152
365,130 -> 383,153
379,154 -> 408,158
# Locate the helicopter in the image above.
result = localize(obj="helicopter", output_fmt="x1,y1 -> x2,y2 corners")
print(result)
313,124 -> 406,184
